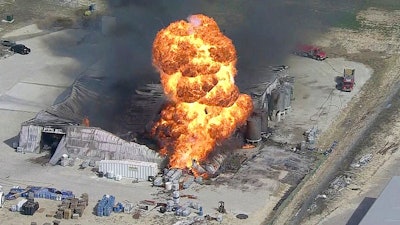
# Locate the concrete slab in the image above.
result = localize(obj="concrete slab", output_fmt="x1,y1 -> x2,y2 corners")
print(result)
270,56 -> 372,144
0,28 -> 103,114
2,24 -> 44,39
0,82 -> 66,112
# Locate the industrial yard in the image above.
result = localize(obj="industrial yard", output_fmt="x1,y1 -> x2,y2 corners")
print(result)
0,1 -> 400,225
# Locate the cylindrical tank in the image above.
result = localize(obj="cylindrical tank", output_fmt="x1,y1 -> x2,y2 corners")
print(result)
172,191 -> 180,198
246,114 -> 262,143
165,182 -> 172,191
270,90 -> 279,111
261,110 -> 268,133
172,181 -> 179,191
277,88 -> 286,112
203,152 -> 228,175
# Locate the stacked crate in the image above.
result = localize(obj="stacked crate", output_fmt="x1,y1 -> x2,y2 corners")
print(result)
55,193 -> 89,219
96,195 -> 115,217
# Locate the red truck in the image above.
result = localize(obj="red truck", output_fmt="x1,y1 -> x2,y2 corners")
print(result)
293,44 -> 327,61
341,69 -> 355,92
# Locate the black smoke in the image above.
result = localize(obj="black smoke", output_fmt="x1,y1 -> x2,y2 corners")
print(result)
92,0 -> 363,132
102,0 -> 362,87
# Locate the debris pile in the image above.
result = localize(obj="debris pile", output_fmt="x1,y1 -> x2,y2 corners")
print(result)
6,186 -> 74,201
152,168 -> 205,190
323,141 -> 338,156
327,175 -> 352,195
350,153 -> 373,168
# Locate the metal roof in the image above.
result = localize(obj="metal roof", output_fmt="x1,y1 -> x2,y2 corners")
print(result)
359,176 -> 400,225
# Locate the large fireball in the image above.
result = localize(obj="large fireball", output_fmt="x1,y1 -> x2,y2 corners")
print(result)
152,14 -> 253,169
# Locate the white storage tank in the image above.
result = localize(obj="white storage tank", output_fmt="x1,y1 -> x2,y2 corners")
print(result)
98,160 -> 158,182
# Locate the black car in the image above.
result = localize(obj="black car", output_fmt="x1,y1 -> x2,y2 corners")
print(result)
10,44 -> 31,55
0,40 -> 16,47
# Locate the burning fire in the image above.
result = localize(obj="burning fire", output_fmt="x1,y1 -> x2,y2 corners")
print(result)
152,14 -> 253,170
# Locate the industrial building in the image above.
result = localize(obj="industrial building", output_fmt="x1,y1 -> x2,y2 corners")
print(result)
16,61 -> 293,175
16,59 -> 165,168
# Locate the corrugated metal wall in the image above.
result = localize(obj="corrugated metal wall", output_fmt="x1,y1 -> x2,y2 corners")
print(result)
18,125 -> 43,153
98,160 -> 158,181
64,126 -> 164,165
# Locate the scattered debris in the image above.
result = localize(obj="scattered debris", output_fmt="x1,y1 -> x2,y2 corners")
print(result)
5,186 -> 74,201
304,126 -> 318,145
329,175 -> 352,193
378,142 -> 399,155
1,15 -> 14,23
323,141 -> 338,156
316,194 -> 327,199
132,210 -> 141,219
218,201 -> 226,213
123,201 -> 134,214
0,185 -> 4,208
351,153 -> 373,168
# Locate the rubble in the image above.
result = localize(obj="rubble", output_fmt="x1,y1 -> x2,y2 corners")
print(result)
304,126 -> 318,150
323,141 -> 338,156
350,153 -> 373,168
5,186 -> 74,201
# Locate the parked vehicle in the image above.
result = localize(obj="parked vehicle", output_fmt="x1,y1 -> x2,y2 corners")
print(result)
293,44 -> 327,60
1,39 -> 16,47
10,44 -> 31,55
340,69 -> 355,92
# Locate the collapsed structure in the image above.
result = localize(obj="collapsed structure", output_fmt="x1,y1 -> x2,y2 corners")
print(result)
16,60 -> 165,170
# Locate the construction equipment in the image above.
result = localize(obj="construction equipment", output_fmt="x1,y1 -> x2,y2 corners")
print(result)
340,69 -> 355,92
293,44 -> 327,61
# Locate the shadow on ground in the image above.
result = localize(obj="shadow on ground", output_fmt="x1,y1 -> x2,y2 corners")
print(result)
346,197 -> 376,225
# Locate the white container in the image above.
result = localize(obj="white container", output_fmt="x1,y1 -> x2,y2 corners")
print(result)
167,200 -> 174,207
107,171 -> 114,179
115,174 -> 122,181
173,197 -> 180,204
165,182 -> 172,191
189,201 -> 201,210
99,160 -> 158,182
172,191 -> 180,198
10,205 -> 17,212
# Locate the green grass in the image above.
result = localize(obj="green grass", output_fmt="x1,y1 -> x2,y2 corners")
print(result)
363,0 -> 400,10
332,11 -> 362,30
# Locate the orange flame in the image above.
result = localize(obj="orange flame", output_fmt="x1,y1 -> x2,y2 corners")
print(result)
152,14 -> 253,169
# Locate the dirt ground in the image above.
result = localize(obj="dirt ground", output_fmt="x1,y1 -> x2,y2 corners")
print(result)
0,2 -> 397,225
273,7 -> 400,225
304,8 -> 400,225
